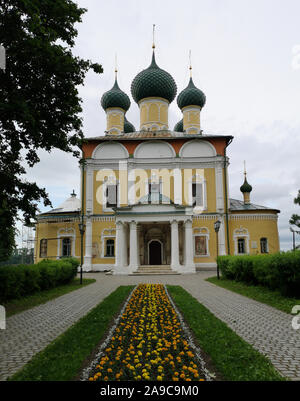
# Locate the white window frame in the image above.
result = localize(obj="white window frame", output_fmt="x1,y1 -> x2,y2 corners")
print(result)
193,228 -> 210,257
233,228 -> 250,255
260,237 -> 269,254
103,179 -> 120,212
100,229 -> 116,258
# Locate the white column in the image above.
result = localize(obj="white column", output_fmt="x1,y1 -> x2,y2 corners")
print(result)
83,217 -> 92,271
183,219 -> 195,272
170,220 -> 180,271
114,221 -> 126,273
129,221 -> 138,271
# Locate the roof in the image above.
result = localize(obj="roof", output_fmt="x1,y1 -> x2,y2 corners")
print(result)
84,130 -> 233,143
177,77 -> 206,110
39,193 -> 81,216
229,198 -> 280,213
131,52 -> 177,104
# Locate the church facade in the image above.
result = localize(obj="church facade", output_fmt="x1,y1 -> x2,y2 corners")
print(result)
34,50 -> 280,274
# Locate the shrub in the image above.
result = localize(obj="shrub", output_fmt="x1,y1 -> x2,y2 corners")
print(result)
217,251 -> 300,297
0,258 -> 80,303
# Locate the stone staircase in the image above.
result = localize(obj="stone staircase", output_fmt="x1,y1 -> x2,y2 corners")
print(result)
130,265 -> 180,275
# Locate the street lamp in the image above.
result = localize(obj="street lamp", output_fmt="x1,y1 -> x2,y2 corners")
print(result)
214,220 -> 221,279
78,221 -> 86,284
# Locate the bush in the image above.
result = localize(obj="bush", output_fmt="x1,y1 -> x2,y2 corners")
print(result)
0,258 -> 79,303
217,251 -> 300,297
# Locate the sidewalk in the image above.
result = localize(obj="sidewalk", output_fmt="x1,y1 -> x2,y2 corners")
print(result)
0,272 -> 299,380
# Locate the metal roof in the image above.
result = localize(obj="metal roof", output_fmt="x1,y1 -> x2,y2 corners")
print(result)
229,198 -> 280,213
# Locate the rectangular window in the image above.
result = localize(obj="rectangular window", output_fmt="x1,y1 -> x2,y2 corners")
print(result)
106,184 -> 117,208
62,238 -> 71,257
194,235 -> 208,256
105,239 -> 115,257
192,183 -> 203,206
237,238 -> 246,254
149,182 -> 160,194
40,239 -> 47,258
260,238 -> 268,253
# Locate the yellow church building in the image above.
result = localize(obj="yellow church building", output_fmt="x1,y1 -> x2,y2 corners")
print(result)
34,49 -> 280,274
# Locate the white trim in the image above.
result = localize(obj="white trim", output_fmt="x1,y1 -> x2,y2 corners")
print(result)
91,142 -> 129,159
133,140 -> 176,159
100,228 -> 116,258
179,139 -> 217,158
57,228 -> 76,258
193,227 -> 210,257
233,227 -> 250,255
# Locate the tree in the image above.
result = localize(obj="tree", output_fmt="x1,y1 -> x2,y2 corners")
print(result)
0,0 -> 103,261
289,190 -> 300,229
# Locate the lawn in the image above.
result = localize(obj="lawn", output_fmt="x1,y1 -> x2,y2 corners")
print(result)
206,276 -> 300,314
167,285 -> 284,381
4,278 -> 96,317
9,285 -> 134,381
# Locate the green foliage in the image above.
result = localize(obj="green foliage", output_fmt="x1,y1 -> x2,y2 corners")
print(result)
0,257 -> 79,303
217,250 -> 300,297
0,0 -> 103,259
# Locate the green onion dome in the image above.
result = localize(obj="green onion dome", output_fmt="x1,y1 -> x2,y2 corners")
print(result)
177,77 -> 206,110
240,177 -> 252,193
101,78 -> 131,111
173,119 -> 183,132
131,52 -> 177,104
123,116 -> 136,133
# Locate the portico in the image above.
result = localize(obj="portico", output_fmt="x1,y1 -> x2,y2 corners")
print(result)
113,202 -> 195,274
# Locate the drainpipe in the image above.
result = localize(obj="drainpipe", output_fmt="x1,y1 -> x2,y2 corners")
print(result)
224,138 -> 232,255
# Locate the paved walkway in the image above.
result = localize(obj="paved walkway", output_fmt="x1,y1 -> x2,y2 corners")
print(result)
0,272 -> 299,381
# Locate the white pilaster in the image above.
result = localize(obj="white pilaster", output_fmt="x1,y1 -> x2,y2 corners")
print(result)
129,221 -> 139,271
170,220 -> 180,271
86,167 -> 93,214
173,168 -> 182,205
215,165 -> 224,212
218,216 -> 226,255
183,219 -> 196,273
83,217 -> 92,271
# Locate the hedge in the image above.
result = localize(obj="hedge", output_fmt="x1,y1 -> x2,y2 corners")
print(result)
0,258 -> 79,303
217,250 -> 300,297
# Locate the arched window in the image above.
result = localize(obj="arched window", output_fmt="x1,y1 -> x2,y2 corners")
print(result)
40,239 -> 47,258
237,238 -> 246,254
260,238 -> 268,254
62,238 -> 71,257
105,239 -> 115,257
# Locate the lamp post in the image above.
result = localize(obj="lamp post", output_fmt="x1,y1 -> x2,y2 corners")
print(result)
214,220 -> 221,279
78,221 -> 86,284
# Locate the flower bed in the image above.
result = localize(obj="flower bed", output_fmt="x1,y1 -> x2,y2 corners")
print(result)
87,284 -> 207,381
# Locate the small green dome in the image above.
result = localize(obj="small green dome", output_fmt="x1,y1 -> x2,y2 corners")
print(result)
124,116 -> 136,133
131,52 -> 177,104
177,77 -> 206,110
240,177 -> 252,193
101,79 -> 130,111
174,119 -> 183,132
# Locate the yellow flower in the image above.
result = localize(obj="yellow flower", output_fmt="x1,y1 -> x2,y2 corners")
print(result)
157,376 -> 163,381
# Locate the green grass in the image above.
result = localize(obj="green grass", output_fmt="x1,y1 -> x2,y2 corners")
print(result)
167,285 -> 284,381
9,285 -> 134,381
206,276 -> 300,314
4,278 -> 96,317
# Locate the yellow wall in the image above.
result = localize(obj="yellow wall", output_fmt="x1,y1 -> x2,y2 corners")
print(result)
139,97 -> 169,130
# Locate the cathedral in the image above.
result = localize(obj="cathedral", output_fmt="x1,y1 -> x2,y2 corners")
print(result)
34,47 -> 280,274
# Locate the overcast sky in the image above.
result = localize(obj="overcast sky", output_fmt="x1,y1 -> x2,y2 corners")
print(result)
19,0 -> 300,251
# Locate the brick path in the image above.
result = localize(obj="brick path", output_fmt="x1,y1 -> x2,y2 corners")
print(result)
0,272 -> 299,381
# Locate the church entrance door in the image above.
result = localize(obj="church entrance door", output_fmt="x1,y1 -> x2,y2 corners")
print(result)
149,240 -> 162,265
